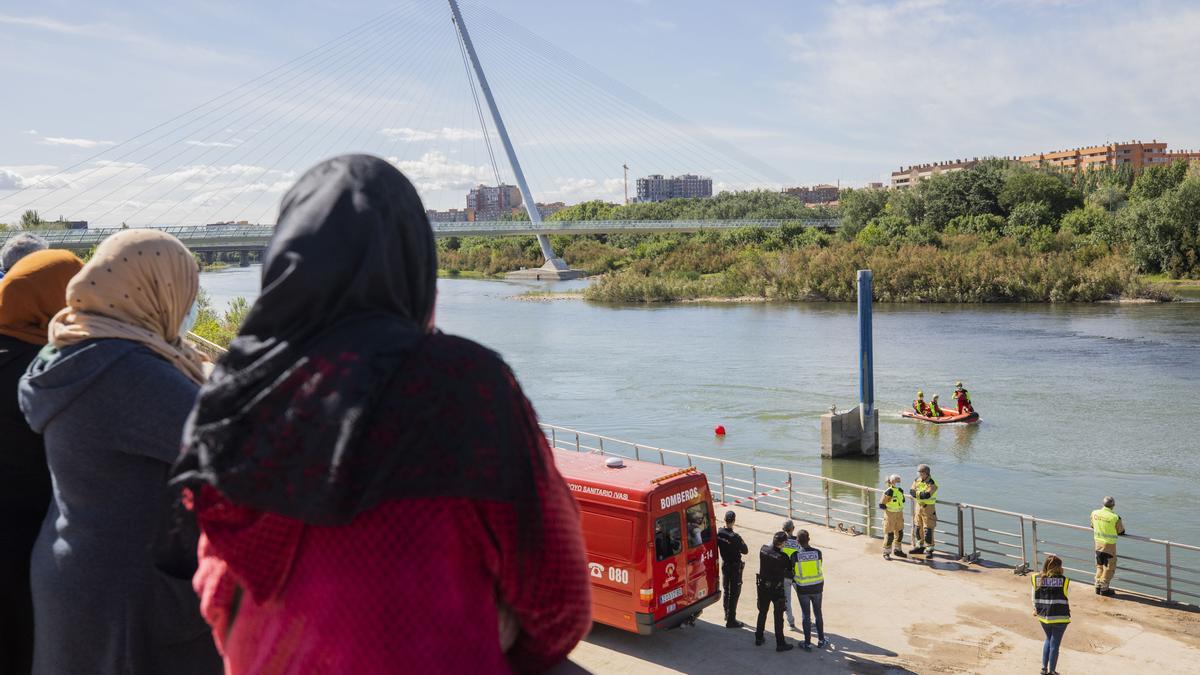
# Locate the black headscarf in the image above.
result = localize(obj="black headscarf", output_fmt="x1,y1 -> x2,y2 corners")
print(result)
173,155 -> 445,524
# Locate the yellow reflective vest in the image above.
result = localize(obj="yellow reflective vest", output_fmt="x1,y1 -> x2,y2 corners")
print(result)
796,548 -> 824,588
884,485 -> 905,512
1091,507 -> 1120,545
912,479 -> 937,506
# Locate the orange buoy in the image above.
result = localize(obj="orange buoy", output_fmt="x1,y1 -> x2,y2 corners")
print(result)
714,425 -> 726,436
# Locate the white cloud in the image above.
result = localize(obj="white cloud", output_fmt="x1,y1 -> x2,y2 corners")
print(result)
0,13 -> 238,64
22,129 -> 38,135
783,1 -> 1200,162
0,166 -> 71,191
39,136 -> 115,149
387,151 -> 494,193
0,169 -> 24,190
539,177 -> 625,202
185,140 -> 240,148
381,127 -> 484,142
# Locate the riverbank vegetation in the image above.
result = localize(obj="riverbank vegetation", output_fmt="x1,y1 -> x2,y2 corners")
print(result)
191,291 -> 249,347
438,159 -> 1199,302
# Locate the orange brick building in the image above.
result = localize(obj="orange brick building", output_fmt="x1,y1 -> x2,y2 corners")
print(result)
1019,140 -> 1200,171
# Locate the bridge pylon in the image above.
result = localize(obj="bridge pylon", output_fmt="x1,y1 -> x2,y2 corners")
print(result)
448,0 -> 582,280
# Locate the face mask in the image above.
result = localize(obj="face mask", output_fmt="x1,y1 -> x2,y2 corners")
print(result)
178,300 -> 199,337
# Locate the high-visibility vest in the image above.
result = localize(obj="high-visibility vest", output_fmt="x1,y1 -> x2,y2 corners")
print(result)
781,538 -> 799,579
913,400 -> 927,415
1032,573 -> 1071,624
956,388 -> 971,404
1092,507 -> 1120,545
885,485 -> 905,512
796,548 -> 823,587
912,479 -> 937,506
930,403 -> 943,417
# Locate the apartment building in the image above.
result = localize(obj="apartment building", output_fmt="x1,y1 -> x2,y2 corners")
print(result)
635,174 -> 713,202
782,184 -> 839,204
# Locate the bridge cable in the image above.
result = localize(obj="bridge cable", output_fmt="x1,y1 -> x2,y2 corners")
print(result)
119,7 -> 438,227
464,1 -> 784,188
474,14 -> 767,191
459,6 -> 766,201
179,0 -> 457,227
169,16 -> 434,226
77,9 -> 423,225
453,17 -> 503,187
234,8 -> 465,225
0,4 -> 410,221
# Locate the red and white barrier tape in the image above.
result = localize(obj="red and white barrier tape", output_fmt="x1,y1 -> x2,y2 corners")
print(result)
719,480 -> 791,507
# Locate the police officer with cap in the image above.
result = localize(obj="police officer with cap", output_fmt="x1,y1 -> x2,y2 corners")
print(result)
754,531 -> 795,652
716,510 -> 749,628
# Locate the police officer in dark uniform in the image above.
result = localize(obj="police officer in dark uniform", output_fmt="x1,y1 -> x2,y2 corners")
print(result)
716,510 -> 748,628
754,531 -> 795,652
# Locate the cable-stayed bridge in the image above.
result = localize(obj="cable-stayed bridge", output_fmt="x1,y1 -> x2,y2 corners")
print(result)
0,1 -> 818,276
0,217 -> 840,266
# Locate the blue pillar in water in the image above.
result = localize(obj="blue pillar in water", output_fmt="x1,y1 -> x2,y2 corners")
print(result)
858,269 -> 874,416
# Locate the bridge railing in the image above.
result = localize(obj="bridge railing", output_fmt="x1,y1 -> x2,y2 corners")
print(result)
430,218 -> 840,235
1,218 -> 841,249
542,423 -> 1200,607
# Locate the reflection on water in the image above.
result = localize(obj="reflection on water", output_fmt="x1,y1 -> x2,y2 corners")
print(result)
821,456 -> 882,501
910,422 -> 981,461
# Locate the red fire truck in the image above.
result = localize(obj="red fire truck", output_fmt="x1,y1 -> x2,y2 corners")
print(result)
554,449 -> 720,634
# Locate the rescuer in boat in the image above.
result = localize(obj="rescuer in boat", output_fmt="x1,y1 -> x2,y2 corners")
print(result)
929,394 -> 944,418
879,474 -> 908,560
909,464 -> 939,557
1091,496 -> 1125,596
953,381 -> 974,414
754,531 -> 795,652
913,390 -> 931,416
716,510 -> 749,629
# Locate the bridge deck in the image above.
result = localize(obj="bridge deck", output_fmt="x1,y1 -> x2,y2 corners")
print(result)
0,219 -> 839,252
570,504 -> 1200,673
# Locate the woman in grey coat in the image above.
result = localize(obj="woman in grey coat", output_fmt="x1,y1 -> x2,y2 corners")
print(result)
19,230 -> 219,674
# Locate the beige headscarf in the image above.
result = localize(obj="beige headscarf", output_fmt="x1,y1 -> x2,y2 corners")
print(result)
48,229 -> 207,384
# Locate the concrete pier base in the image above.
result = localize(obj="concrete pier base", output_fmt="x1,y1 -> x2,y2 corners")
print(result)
821,406 -> 879,458
505,257 -> 584,281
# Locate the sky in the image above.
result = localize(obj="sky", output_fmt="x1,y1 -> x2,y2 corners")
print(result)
1,0 -> 1198,225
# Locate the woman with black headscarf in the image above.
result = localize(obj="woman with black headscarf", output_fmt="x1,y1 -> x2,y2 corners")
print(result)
173,155 -> 591,674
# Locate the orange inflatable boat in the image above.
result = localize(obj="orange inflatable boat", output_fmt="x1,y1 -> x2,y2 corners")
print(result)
902,408 -> 979,424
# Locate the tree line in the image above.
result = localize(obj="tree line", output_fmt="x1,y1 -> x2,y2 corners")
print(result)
839,158 -> 1200,278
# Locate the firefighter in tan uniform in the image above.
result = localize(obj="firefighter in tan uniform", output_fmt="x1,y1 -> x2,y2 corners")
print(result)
878,474 -> 907,560
909,464 -> 939,557
1091,496 -> 1125,596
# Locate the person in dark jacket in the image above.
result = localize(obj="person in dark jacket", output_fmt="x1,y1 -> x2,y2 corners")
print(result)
716,510 -> 748,628
0,250 -> 82,675
754,531 -> 795,652
19,230 -> 219,675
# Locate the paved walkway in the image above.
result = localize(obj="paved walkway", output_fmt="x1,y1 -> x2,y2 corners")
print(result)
570,503 -> 1200,673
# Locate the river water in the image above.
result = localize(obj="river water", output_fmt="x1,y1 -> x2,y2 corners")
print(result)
203,267 -> 1200,544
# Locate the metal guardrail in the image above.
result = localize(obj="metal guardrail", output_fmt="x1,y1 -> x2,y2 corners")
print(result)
133,342 -> 1200,610
0,218 -> 841,250
185,331 -> 227,361
429,218 -> 841,237
542,423 -> 1200,607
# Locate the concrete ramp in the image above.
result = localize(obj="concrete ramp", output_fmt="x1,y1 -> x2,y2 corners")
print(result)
570,504 -> 1200,673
